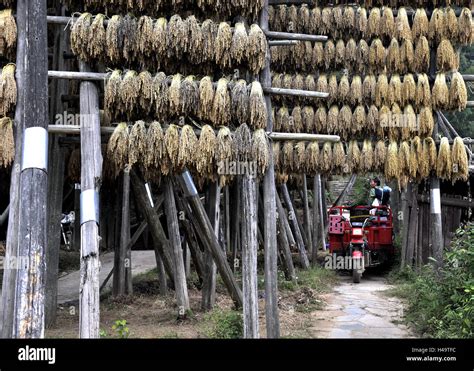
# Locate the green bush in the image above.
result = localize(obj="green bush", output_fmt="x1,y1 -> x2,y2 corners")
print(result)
391,223 -> 474,338
202,309 -> 243,339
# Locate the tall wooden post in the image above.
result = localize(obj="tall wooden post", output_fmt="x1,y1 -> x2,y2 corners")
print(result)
302,175 -> 313,257
430,178 -> 443,271
311,175 -> 320,264
241,176 -> 259,338
12,0 -> 49,338
78,62 -> 103,338
260,0 -> 280,337
0,0 -> 27,338
317,174 -> 327,251
164,178 -> 190,317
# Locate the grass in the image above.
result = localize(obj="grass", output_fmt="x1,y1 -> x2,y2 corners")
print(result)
277,266 -> 338,293
58,250 -> 81,273
200,308 -> 243,339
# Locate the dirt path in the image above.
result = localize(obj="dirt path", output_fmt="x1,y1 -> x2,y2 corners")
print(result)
309,274 -> 412,338
57,250 -> 156,304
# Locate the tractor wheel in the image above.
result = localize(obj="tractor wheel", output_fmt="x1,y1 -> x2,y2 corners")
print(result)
352,269 -> 361,283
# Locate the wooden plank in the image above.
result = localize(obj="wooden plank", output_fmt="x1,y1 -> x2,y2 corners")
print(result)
164,177 -> 190,318
12,0 -> 50,339
280,184 -> 310,269
311,175 -> 320,264
400,185 -> 411,269
241,176 -> 259,338
275,194 -> 297,281
430,178 -> 444,271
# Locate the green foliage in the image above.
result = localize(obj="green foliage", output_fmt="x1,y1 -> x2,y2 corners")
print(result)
389,223 -> 474,338
277,267 -> 338,293
99,329 -> 108,338
202,309 -> 243,339
112,319 -> 130,338
348,176 -> 371,207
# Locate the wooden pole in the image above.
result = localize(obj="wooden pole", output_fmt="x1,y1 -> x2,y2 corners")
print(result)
400,185 -> 411,269
78,61 -> 103,338
311,175 -> 321,265
275,194 -> 297,281
202,182 -> 220,311
164,177 -> 190,317
280,184 -> 310,269
12,0 -> 49,339
318,174 -> 327,249
231,180 -> 241,272
302,175 -> 313,258
241,176 -> 259,338
430,177 -> 444,271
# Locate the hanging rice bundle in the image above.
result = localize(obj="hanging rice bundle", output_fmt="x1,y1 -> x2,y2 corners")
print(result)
215,22 -> 232,69
177,124 -> 198,171
249,81 -> 267,130
275,5 -> 287,32
324,40 -> 335,70
338,75 -> 350,104
357,40 -> 369,74
418,139 -> 431,180
367,8 -> 381,39
87,14 -> 106,61
343,6 -> 356,34
282,74 -> 293,90
312,42 -> 325,68
350,76 -> 363,106
294,141 -> 306,172
437,39 -> 459,71
120,70 -> 140,119
276,106 -> 289,132
398,141 -> 411,177
414,36 -> 430,73
352,105 -> 366,136
169,74 -> 182,116
321,7 -> 333,35
195,124 -> 216,179
335,39 -> 345,67
457,7 -> 473,45
429,8 -> 445,45
201,19 -> 217,62
292,74 -> 304,91
186,16 -> 203,64
360,140 -> 374,173
347,141 -> 361,173
374,140 -> 386,171
404,105 -> 418,137
164,124 -> 180,174
282,141 -> 294,172
315,106 -> 328,133
252,129 -> 270,176
451,136 -> 469,183
369,39 -> 385,73
298,4 -> 310,33
412,8 -> 429,40
382,105 -> 394,139
231,79 -> 249,125
231,22 -> 249,65
302,106 -> 315,133
363,74 -> 377,104
152,72 -> 169,117
432,73 -> 449,110
107,123 -> 129,178
291,106 -> 303,133
449,71 -> 468,111
332,142 -> 346,174
105,70 -> 122,118
287,5 -> 298,32
304,75 -> 316,94
409,136 -> 422,179
401,74 -> 416,107
357,7 -> 368,38
320,142 -> 333,173
181,75 -> 199,116
144,121 -> 164,173
386,38 -> 401,73
327,105 -> 339,134
339,105 -> 353,139
415,73 -> 431,109
0,9 -> 16,58
445,7 -> 459,41
375,74 -> 389,108
400,39 -> 414,73
396,8 -> 412,41
198,76 -> 215,121
436,137 -> 452,180
136,15 -> 154,59
380,7 -> 395,42
316,73 -> 328,96
306,142 -> 319,175
0,117 -> 14,168
122,15 -> 137,63
333,6 -> 344,37
419,107 -> 434,138
389,74 -> 402,107
0,64 -> 17,117
248,24 -> 267,74
167,15 -> 188,59
211,78 -> 231,126
345,38 -> 357,68
152,18 -> 168,59
385,141 -> 399,181
309,7 -> 322,35
233,124 -> 252,162
138,71 -> 153,115
425,137 -> 437,171
324,74 -> 337,105
71,13 -> 92,61
128,120 -> 147,168
367,105 -> 379,134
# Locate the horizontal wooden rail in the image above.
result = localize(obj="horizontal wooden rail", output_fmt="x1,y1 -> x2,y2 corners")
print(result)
264,30 -> 327,42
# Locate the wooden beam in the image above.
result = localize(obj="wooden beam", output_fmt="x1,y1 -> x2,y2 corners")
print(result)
417,194 -> 474,208
264,30 -> 327,42
268,40 -> 299,46
302,175 -> 313,259
263,87 -> 328,98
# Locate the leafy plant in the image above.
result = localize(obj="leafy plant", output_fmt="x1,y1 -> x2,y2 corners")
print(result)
202,309 -> 243,339
112,319 -> 130,339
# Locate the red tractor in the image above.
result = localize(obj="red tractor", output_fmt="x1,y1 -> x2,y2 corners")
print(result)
327,205 -> 394,283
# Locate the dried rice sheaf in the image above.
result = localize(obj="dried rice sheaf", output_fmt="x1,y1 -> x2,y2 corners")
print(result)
432,73 -> 449,110
339,105 -> 352,138
332,142 -> 346,174
369,39 -> 385,73
216,126 -> 234,186
120,70 -> 140,119
367,105 -> 379,134
248,24 -> 267,74
231,22 -> 249,65
181,75 -> 199,116
458,7 -> 473,45
374,140 -> 386,171
401,74 -> 416,107
178,124 -> 198,171
199,76 -> 215,121
412,8 -> 429,40
361,140 -> 374,173
88,14 -> 106,61
385,141 -> 399,181
167,15 -> 188,59
357,7 -> 368,38
386,38 -> 401,73
138,71 -> 153,115
350,76 -> 362,106
276,106 -> 289,132
436,137 -> 452,180
357,40 -> 369,74
375,74 -> 389,108
144,121 -> 164,172
282,141 -> 294,173
320,142 -> 333,173
152,18 -> 168,59
107,123 -> 129,178
425,137 -> 437,171
389,74 -> 402,107
327,105 -> 339,134
445,7 -> 459,41
231,79 -> 249,125
0,117 -> 14,168
122,15 -> 138,63
363,74 -> 377,104
437,39 -> 459,72
302,106 -> 315,133
306,142 -> 319,175
164,124 -> 181,174
347,141 -> 361,173
0,9 -> 16,58
211,78 -> 231,127
169,74 -> 183,116
396,8 -> 412,41
367,8 -> 381,39
201,19 -> 217,62
195,125 -> 216,179
352,105 -> 366,136
419,107 -> 434,138
187,16 -> 204,64
294,141 -> 306,173
128,120 -> 147,168
451,136 -> 469,183
315,106 -> 328,133
291,106 -> 303,133
0,64 -> 17,117
215,22 -> 233,69
338,75 -> 350,104
414,36 -> 430,73
71,13 -> 92,61
400,39 -> 414,74
152,72 -> 169,117
136,15 -> 154,58
449,71 -> 468,111
429,8 -> 445,45
335,39 -> 345,67
398,141 -> 411,177
324,40 -> 335,70
380,7 -> 395,42
249,81 -> 267,130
